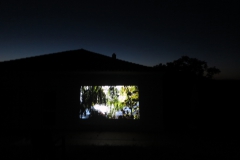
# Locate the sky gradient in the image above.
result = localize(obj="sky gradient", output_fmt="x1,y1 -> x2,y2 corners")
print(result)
0,0 -> 239,79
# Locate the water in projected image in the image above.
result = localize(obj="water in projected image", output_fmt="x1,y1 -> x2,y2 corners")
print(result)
79,85 -> 140,120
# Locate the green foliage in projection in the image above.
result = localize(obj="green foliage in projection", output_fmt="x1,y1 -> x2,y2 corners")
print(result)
120,86 -> 139,117
80,85 -> 140,119
80,86 -> 106,114
106,86 -> 124,118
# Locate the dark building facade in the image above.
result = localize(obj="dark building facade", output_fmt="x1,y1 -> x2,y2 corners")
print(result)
0,49 -> 163,133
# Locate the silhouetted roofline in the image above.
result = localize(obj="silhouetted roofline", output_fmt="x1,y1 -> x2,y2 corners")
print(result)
0,49 -> 154,72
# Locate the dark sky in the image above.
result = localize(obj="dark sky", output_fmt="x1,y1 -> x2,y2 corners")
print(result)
0,0 -> 239,79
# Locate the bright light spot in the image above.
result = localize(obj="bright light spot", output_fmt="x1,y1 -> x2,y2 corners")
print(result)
119,95 -> 126,102
102,85 -> 123,95
94,104 -> 109,114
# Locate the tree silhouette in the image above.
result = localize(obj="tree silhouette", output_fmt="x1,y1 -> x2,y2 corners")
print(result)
154,56 -> 220,79
206,67 -> 221,79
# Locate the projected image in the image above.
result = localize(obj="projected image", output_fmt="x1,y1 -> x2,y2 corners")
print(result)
79,86 -> 139,120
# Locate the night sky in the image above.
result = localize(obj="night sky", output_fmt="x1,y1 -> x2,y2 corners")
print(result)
0,0 -> 239,79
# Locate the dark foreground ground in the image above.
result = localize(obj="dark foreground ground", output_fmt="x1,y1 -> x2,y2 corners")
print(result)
1,127 -> 239,160
1,80 -> 240,160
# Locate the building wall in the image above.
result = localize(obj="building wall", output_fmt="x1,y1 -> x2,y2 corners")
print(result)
0,71 -> 163,132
